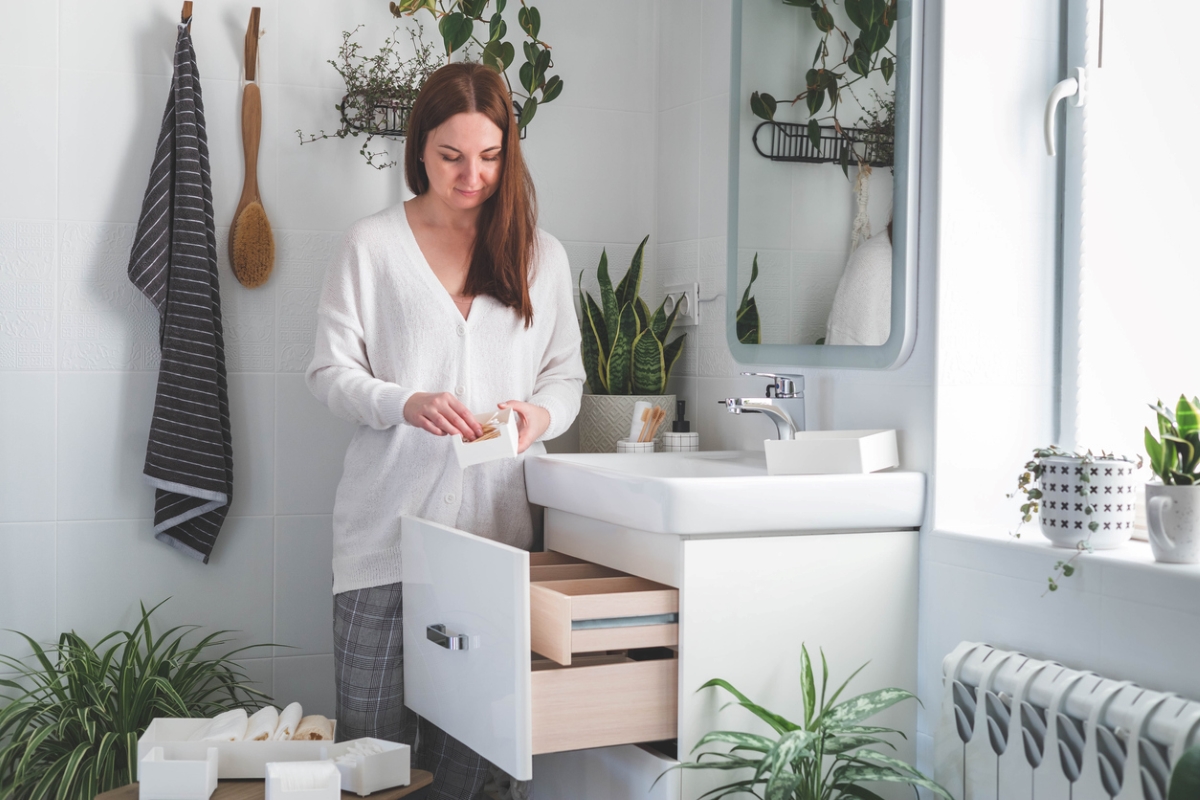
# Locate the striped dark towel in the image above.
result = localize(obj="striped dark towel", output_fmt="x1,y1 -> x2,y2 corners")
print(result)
127,20 -> 232,563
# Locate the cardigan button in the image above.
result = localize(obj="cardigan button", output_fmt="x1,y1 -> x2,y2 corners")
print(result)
444,493 -> 455,504
455,385 -> 465,396
456,324 -> 466,336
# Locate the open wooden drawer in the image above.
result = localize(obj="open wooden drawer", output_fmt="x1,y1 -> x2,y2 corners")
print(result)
400,517 -> 678,781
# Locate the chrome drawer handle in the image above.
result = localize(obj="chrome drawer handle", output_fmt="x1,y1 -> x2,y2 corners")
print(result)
427,624 -> 469,651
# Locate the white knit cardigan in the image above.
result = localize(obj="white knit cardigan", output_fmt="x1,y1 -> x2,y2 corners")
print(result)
306,203 -> 584,594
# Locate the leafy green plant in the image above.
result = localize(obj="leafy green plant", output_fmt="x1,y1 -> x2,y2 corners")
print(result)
736,254 -> 761,345
390,0 -> 563,131
579,235 -> 687,396
1170,743 -> 1200,800
0,600 -> 273,799
1145,394 -> 1200,485
750,0 -> 897,160
298,24 -> 445,169
1009,446 -> 1140,593
666,644 -> 949,800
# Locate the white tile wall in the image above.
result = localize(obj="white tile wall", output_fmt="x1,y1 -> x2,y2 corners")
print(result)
274,515 -> 335,656
0,523 -> 56,667
274,654 -> 336,718
275,374 -> 356,516
0,373 -> 56,521
56,516 -> 274,647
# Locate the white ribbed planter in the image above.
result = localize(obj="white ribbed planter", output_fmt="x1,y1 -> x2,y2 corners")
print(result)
1037,455 -> 1139,549
578,394 -> 675,453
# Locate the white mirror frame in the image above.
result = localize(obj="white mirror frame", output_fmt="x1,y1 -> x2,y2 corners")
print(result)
726,0 -> 922,369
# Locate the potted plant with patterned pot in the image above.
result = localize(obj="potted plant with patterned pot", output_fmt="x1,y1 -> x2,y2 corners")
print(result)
1011,446 -> 1141,591
577,235 -> 687,452
1143,395 -> 1200,564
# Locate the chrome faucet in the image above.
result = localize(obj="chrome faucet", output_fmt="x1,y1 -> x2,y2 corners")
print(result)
720,372 -> 806,440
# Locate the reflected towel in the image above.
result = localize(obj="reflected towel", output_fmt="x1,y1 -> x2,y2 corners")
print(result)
825,232 -> 892,346
126,19 -> 232,562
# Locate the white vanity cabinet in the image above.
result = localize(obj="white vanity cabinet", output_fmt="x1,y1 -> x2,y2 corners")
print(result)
403,510 -> 919,800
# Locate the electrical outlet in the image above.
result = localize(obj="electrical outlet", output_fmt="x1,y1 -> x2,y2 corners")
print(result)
663,282 -> 699,327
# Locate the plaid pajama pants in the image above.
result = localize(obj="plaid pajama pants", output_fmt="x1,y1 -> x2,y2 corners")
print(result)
333,582 -> 530,800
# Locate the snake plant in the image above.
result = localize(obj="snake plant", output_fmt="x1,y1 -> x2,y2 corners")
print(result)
1145,395 -> 1200,485
737,253 -> 761,345
665,643 -> 951,800
0,600 -> 273,799
579,235 -> 686,395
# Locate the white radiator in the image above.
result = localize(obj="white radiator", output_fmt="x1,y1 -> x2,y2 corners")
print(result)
935,642 -> 1200,800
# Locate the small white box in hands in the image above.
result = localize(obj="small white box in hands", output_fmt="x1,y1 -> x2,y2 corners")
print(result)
763,429 -> 899,475
265,761 -> 340,800
332,738 -> 411,795
139,747 -> 218,800
452,408 -> 519,468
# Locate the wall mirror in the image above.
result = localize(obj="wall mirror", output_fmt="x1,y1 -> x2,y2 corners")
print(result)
727,0 -> 919,369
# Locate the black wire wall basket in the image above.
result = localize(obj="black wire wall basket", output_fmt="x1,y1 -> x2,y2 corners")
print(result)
339,96 -> 527,140
752,120 -> 892,168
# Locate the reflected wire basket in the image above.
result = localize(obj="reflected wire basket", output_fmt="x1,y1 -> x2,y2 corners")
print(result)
752,121 -> 891,168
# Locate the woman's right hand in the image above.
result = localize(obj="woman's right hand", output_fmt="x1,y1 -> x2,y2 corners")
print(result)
403,392 -> 483,440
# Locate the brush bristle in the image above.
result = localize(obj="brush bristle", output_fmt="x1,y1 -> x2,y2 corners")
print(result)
231,201 -> 275,288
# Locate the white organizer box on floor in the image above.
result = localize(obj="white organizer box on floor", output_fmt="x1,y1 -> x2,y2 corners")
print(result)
138,718 -> 336,779
332,739 -> 411,796
265,761 -> 340,800
138,746 -> 218,800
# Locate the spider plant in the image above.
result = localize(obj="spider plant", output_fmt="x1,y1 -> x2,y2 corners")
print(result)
667,644 -> 951,800
1170,743 -> 1200,800
0,600 -> 274,800
736,253 -> 761,345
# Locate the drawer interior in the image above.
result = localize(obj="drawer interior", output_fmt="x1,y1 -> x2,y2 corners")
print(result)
529,552 -> 679,666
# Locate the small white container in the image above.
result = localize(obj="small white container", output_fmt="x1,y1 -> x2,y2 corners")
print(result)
661,431 -> 699,452
332,738 -> 411,796
453,408 -> 520,468
763,429 -> 899,475
138,718 -> 337,779
139,746 -> 218,800
265,761 -> 340,800
616,437 -> 655,454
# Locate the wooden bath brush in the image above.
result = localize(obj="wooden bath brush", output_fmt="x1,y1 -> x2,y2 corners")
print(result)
230,7 -> 275,288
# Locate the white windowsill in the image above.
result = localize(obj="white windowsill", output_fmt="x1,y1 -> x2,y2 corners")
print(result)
927,525 -> 1200,611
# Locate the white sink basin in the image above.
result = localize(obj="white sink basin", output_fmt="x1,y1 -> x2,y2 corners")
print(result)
525,450 -> 926,535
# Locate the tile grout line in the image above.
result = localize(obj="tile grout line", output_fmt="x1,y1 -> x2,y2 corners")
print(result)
54,0 -> 62,640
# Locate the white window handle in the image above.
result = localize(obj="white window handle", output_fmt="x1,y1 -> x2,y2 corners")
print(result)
1045,67 -> 1087,156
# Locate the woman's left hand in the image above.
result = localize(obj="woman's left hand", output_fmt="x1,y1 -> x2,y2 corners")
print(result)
498,400 -> 550,454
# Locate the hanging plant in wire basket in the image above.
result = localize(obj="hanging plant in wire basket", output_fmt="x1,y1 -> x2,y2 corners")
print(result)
297,24 -> 444,169
296,0 -> 563,170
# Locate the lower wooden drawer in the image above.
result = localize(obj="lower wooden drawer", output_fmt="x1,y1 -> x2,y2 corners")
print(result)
531,654 -> 677,755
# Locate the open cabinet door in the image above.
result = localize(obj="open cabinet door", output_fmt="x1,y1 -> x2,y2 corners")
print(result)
400,516 -> 533,780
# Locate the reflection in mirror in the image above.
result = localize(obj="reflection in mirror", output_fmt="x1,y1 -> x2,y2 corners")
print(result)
728,0 -> 917,368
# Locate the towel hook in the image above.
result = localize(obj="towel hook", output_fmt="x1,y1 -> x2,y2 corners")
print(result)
181,1 -> 192,27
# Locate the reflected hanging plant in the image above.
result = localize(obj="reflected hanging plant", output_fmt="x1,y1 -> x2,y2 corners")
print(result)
751,0 -> 898,176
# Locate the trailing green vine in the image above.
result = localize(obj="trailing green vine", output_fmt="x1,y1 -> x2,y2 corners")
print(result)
389,0 -> 562,130
1009,446 -> 1141,594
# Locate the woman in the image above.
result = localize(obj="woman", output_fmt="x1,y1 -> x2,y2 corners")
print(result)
306,62 -> 584,798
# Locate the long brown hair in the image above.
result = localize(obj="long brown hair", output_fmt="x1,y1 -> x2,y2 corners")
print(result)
405,62 -> 538,326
